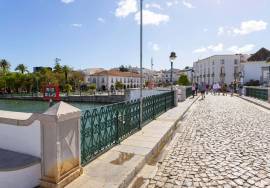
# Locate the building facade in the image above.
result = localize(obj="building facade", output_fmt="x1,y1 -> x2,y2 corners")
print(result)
193,54 -> 249,85
262,66 -> 270,86
86,70 -> 143,90
241,61 -> 270,84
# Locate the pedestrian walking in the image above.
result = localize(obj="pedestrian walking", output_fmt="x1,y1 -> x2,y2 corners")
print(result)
216,83 -> 221,95
221,83 -> 227,96
192,83 -> 196,98
195,82 -> 198,96
229,82 -> 234,96
199,82 -> 206,100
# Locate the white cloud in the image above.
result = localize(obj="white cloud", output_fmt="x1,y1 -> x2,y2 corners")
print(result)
233,20 -> 267,35
97,17 -> 105,23
152,44 -> 160,51
217,26 -> 224,35
227,44 -> 255,53
145,3 -> 162,10
134,10 -> 169,26
148,42 -> 160,51
166,2 -> 173,7
208,43 -> 223,52
71,24 -> 82,28
115,0 -> 137,18
61,0 -> 75,4
166,1 -> 179,7
203,28 -> 208,32
218,20 -> 268,36
182,0 -> 195,8
193,47 -> 207,53
193,43 -> 223,53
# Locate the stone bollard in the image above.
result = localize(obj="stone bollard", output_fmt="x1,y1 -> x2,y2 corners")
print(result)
39,102 -> 83,188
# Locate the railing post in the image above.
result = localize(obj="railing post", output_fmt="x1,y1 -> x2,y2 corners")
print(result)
115,110 -> 120,144
164,94 -> 167,112
153,96 -> 156,119
268,88 -> 270,103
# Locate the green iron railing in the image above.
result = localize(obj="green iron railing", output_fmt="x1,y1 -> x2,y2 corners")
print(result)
80,91 -> 175,166
245,87 -> 268,101
185,87 -> 192,98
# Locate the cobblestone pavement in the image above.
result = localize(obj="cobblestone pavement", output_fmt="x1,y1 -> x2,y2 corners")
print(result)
147,95 -> 270,188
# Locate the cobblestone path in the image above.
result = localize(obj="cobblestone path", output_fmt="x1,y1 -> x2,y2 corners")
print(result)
148,95 -> 270,188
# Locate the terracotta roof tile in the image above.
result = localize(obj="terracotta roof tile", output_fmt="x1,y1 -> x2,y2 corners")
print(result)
92,70 -> 141,78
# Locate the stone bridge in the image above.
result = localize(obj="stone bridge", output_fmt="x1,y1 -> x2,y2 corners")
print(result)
146,95 -> 270,188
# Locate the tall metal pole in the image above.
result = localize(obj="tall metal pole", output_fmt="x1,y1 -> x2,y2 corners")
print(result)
139,0 -> 143,129
171,61 -> 173,91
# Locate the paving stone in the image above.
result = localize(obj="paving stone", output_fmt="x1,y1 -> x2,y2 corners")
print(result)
147,95 -> 270,188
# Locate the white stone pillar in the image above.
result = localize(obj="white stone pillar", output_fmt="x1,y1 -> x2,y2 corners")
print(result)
40,102 -> 83,188
173,90 -> 178,107
243,86 -> 247,96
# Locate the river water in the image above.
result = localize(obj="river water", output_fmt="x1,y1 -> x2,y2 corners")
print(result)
0,99 -> 103,113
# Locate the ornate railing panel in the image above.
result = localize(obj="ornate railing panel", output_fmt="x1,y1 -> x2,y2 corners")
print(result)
245,87 -> 268,101
80,91 -> 175,165
185,87 -> 192,98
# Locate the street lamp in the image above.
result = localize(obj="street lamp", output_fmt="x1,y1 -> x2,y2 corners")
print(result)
169,52 -> 177,91
139,0 -> 143,129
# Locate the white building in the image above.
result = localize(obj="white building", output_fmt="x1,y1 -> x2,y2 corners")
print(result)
83,68 -> 104,83
262,66 -> 270,86
241,61 -> 270,84
193,54 -> 249,85
159,69 -> 181,84
87,70 -> 143,90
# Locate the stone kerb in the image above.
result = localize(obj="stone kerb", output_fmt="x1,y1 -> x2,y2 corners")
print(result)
39,102 -> 83,188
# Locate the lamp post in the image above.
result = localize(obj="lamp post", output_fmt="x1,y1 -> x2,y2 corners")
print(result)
139,0 -> 143,129
169,52 -> 177,91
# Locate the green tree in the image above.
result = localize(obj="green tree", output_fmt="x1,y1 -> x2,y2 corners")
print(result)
115,81 -> 124,90
89,83 -> 96,94
0,59 -> 10,74
15,64 -> 28,74
64,84 -> 72,96
178,74 -> 190,86
62,65 -> 71,83
54,63 -> 63,73
119,65 -> 129,72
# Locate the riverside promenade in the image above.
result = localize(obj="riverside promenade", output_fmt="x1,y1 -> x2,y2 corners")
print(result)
146,95 -> 270,188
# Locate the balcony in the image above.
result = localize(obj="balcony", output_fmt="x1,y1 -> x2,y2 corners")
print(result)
220,73 -> 226,77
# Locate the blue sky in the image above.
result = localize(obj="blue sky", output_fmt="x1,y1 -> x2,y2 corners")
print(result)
0,0 -> 269,71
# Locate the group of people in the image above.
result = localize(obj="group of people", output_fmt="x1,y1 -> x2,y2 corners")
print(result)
191,81 -> 243,100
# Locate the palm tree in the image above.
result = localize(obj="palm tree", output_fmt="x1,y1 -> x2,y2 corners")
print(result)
54,63 -> 63,73
0,59 -> 10,92
15,64 -> 28,74
0,59 -> 11,74
62,65 -> 71,84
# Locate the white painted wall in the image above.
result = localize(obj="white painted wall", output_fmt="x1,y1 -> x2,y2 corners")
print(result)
0,120 -> 41,157
242,61 -> 269,83
0,163 -> 41,188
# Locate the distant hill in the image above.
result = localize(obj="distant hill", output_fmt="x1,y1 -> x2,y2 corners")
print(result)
248,48 -> 270,62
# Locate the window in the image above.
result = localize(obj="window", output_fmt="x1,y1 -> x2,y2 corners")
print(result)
220,59 -> 225,64
93,78 -> 96,83
212,61 -> 215,65
102,77 -> 105,83
234,59 -> 238,65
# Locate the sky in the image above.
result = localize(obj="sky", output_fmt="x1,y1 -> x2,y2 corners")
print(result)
0,0 -> 269,71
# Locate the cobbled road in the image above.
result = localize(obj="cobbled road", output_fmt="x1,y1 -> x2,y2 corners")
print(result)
148,95 -> 270,188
